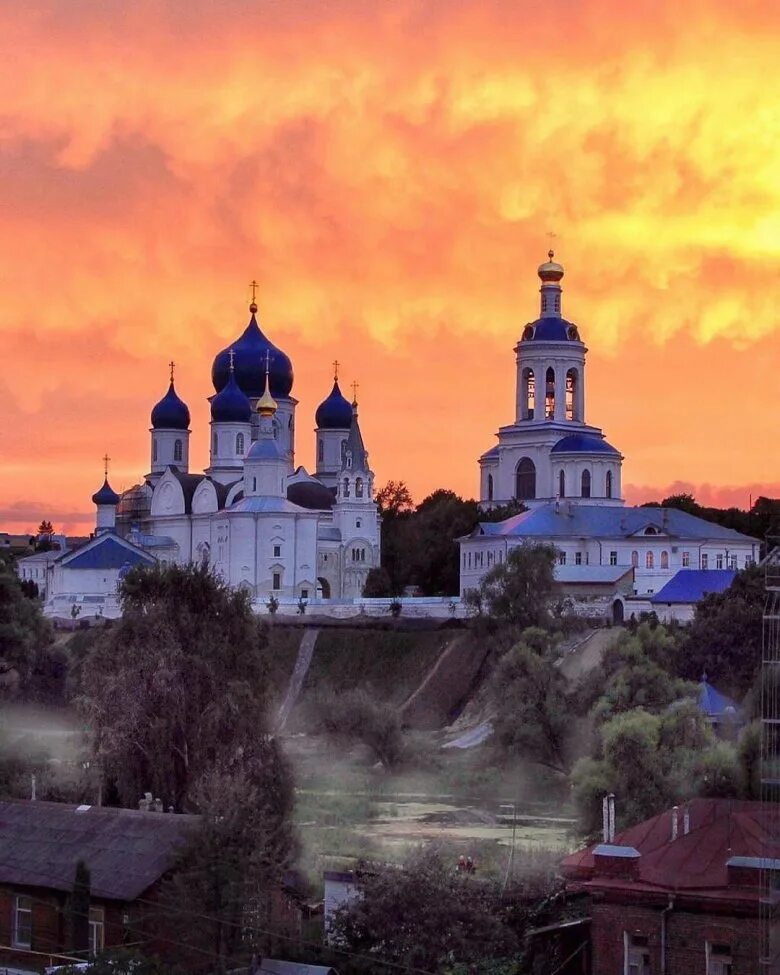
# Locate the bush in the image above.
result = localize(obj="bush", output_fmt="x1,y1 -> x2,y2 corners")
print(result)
312,686 -> 406,769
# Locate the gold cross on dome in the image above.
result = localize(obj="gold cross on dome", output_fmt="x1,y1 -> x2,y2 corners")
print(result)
351,380 -> 359,402
250,279 -> 259,302
333,359 -> 340,381
169,360 -> 175,382
102,454 -> 111,477
228,348 -> 235,371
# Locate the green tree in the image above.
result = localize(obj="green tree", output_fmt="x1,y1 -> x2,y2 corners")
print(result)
405,490 -> 480,596
79,563 -> 273,808
330,846 -> 519,973
67,860 -> 91,955
491,632 -> 571,773
313,686 -> 405,769
0,559 -> 53,697
465,543 -> 557,628
738,720 -> 762,799
361,566 -> 393,597
163,743 -> 295,973
375,480 -> 415,594
680,566 -> 764,695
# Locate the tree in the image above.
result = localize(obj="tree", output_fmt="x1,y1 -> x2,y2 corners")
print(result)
313,686 -> 405,769
375,480 -> 414,518
162,743 -> 295,972
0,559 -> 53,697
405,490 -> 480,596
330,846 -> 519,973
79,563 -> 274,809
465,543 -> 557,628
362,567 -> 393,597
375,481 -> 415,594
680,566 -> 764,695
491,631 -> 571,773
67,860 -> 91,955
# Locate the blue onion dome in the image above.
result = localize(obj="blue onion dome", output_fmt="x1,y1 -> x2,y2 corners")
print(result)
91,477 -> 120,506
521,318 -> 581,342
315,379 -> 353,429
211,302 -> 294,398
151,380 -> 190,430
210,365 -> 252,423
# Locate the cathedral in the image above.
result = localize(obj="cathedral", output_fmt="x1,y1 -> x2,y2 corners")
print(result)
44,296 -> 381,612
460,254 -> 759,602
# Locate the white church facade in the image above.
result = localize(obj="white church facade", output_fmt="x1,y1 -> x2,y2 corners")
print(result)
459,254 -> 760,602
41,297 -> 381,617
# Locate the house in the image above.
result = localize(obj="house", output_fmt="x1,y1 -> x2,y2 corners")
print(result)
0,799 -> 198,971
561,797 -> 779,974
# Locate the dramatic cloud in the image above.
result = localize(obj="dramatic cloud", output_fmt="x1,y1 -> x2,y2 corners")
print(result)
0,0 -> 778,530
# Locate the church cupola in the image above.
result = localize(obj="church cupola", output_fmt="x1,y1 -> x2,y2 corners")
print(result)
243,355 -> 288,498
538,249 -> 564,318
207,350 -> 253,484
337,390 -> 373,504
92,455 -> 120,534
149,362 -> 191,482
314,362 -> 353,488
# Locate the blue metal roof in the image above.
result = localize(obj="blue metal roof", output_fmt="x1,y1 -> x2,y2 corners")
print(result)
522,317 -> 581,342
210,369 -> 252,423
246,437 -> 284,462
61,535 -> 155,570
551,433 -> 621,456
315,380 -> 353,430
228,497 -> 312,514
472,504 -> 758,544
151,381 -> 190,430
650,569 -> 737,604
211,311 -> 294,398
698,680 -> 739,719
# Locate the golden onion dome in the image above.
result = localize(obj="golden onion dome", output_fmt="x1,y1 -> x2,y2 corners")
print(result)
538,249 -> 564,283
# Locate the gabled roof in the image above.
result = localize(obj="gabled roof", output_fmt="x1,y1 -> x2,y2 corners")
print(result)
650,569 -> 736,604
57,533 -> 156,571
468,503 -> 758,544
555,565 -> 633,585
0,799 -> 198,901
699,680 -> 740,719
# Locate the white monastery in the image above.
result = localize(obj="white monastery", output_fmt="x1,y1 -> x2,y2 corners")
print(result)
459,253 -> 760,617
37,295 -> 381,616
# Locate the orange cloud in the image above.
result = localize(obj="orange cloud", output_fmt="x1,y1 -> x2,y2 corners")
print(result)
0,0 -> 778,532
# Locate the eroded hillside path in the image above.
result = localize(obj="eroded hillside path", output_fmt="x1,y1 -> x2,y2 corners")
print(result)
276,628 -> 319,732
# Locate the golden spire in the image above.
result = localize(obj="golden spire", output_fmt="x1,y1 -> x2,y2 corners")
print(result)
333,359 -> 340,382
256,350 -> 278,417
228,348 -> 236,373
351,380 -> 359,406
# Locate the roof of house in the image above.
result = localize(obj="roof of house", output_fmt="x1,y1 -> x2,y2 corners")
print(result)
561,798 -> 771,900
554,565 -> 633,585
699,679 -> 740,719
470,503 -> 758,544
650,569 -> 736,604
0,799 -> 199,901
56,533 -> 156,571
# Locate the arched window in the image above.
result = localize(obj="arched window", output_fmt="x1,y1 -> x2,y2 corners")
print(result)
356,477 -> 364,498
565,369 -> 578,421
252,477 -> 257,492
545,367 -> 555,419
631,550 -> 639,567
606,470 -> 613,499
523,368 -> 535,420
213,433 -> 218,458
487,473 -> 494,501
646,551 -> 654,569
661,550 -> 669,569
236,433 -> 245,455
581,469 -> 591,498
559,470 -> 566,499
318,439 -> 324,462
343,477 -> 350,498
174,439 -> 183,462
515,458 -> 536,500
153,438 -> 158,463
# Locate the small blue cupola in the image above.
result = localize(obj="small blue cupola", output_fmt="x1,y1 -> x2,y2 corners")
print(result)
315,372 -> 353,430
210,351 -> 252,423
91,477 -> 120,507
151,364 -> 190,430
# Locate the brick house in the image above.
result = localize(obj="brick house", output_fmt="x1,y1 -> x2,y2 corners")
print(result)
561,798 -> 778,975
0,798 -> 201,970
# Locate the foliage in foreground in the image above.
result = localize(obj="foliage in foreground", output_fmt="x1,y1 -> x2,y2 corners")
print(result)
464,542 -> 558,629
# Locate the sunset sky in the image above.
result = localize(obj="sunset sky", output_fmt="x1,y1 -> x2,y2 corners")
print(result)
1,0 -> 779,532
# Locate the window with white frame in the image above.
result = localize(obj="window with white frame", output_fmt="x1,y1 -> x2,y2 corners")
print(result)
682,551 -> 690,567
89,906 -> 105,956
273,544 -> 281,558
575,552 -> 582,566
558,551 -> 566,566
716,554 -> 723,569
624,933 -> 650,975
13,894 -> 32,948
610,551 -> 618,566
701,553 -> 709,569
706,941 -> 732,975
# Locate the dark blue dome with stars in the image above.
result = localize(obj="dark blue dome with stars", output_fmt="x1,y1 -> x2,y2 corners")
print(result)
211,304 -> 294,399
315,380 -> 353,429
151,380 -> 190,430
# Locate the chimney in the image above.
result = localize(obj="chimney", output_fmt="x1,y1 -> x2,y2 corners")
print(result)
671,806 -> 679,841
30,774 -> 37,802
683,805 -> 691,835
602,793 -> 616,843
608,793 -> 616,842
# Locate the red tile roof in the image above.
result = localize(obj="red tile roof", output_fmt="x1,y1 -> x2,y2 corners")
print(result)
562,798 -> 775,902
